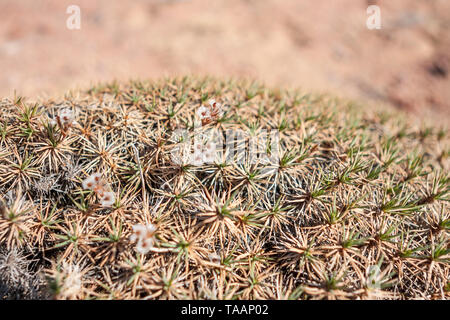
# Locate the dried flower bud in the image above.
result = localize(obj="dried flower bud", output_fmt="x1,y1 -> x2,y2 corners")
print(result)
136,237 -> 155,255
58,108 -> 75,126
208,253 -> 221,264
131,223 -> 157,254
82,173 -> 102,190
82,173 -> 115,207
99,191 -> 115,207
196,100 -> 223,125
196,106 -> 211,120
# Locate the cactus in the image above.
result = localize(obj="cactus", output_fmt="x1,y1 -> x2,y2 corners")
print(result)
0,78 -> 448,300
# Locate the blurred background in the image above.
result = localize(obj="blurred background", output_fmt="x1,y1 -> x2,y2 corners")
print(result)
0,0 -> 449,121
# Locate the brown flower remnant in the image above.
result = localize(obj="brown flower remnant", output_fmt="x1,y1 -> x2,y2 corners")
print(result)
196,99 -> 223,125
82,173 -> 115,207
130,223 -> 157,254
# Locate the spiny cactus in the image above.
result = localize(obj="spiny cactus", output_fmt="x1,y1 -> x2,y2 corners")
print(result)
0,77 -> 448,300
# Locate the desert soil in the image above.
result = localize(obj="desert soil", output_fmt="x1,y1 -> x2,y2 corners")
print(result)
0,0 -> 449,122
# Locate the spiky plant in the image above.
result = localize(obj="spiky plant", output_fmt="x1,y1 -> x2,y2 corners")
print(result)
0,77 -> 448,300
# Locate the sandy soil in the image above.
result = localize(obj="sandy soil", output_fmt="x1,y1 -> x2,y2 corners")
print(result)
0,0 -> 449,122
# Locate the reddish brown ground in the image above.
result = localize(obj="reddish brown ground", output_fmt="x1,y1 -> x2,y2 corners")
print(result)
0,0 -> 449,122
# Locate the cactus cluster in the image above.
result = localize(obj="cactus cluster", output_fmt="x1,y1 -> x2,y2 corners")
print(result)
0,77 -> 448,300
